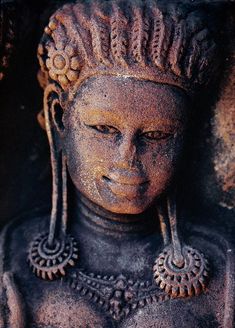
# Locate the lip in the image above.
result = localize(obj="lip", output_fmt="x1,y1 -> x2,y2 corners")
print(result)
102,175 -> 149,199
107,171 -> 147,185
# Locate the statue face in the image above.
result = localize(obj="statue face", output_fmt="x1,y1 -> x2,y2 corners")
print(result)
61,76 -> 189,214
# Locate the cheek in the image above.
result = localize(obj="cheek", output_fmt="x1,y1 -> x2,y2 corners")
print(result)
142,138 -> 184,184
63,124 -> 116,184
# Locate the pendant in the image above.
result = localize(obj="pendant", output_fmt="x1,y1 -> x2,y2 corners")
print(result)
28,233 -> 79,280
153,245 -> 209,298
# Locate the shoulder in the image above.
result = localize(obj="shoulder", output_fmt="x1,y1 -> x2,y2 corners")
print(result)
185,221 -> 234,283
187,222 -> 234,264
0,212 -> 49,326
0,211 -> 49,274
186,222 -> 234,328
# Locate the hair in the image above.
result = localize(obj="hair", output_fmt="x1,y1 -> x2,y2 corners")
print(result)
38,0 -> 218,100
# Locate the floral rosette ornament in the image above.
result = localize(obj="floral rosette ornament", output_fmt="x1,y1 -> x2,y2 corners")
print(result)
45,43 -> 80,89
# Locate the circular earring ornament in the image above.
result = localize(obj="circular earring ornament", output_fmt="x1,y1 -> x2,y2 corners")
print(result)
153,244 -> 209,298
154,197 -> 210,298
27,148 -> 78,281
28,233 -> 78,280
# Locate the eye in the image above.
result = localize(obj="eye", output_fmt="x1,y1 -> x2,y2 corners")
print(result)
88,124 -> 119,135
141,130 -> 173,141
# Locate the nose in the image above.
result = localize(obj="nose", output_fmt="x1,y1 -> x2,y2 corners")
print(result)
118,134 -> 137,169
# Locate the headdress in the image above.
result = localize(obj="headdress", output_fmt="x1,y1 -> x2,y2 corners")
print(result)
38,0 -> 218,99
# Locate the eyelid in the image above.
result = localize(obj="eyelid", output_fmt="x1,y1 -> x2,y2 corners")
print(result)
141,126 -> 177,134
140,130 -> 175,141
84,122 -> 117,129
84,123 -> 120,134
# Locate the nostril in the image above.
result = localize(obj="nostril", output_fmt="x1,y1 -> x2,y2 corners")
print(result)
102,176 -> 111,182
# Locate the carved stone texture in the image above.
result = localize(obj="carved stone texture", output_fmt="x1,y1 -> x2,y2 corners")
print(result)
153,245 -> 209,298
0,0 -> 17,81
66,270 -> 170,321
0,1 -> 234,328
28,232 -> 79,280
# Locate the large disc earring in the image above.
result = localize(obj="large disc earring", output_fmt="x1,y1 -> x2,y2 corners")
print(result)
153,195 -> 209,298
28,85 -> 78,280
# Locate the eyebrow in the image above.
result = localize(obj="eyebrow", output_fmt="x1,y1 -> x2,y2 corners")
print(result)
79,108 -> 122,123
140,118 -> 184,127
78,106 -> 184,128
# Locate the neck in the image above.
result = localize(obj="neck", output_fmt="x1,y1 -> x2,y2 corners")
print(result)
71,190 -> 160,236
69,189 -> 163,277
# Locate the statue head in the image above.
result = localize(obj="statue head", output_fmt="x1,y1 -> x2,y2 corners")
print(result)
29,0 -> 215,291
38,0 -> 217,215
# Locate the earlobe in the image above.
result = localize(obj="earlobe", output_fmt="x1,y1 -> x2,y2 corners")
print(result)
51,98 -> 65,135
43,84 -> 65,140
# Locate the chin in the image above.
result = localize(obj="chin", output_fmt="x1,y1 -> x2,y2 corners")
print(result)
101,198 -> 150,215
109,206 -> 145,215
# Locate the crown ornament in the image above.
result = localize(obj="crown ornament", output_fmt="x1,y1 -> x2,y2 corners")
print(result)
45,43 -> 80,88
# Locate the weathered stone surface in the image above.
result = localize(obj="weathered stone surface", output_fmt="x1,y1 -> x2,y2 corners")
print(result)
0,1 -> 234,327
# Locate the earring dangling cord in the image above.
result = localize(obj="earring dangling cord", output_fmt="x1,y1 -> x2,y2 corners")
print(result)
157,204 -> 170,246
167,197 -> 184,268
61,154 -> 68,236
28,85 -> 79,280
44,85 -> 59,248
154,194 -> 210,298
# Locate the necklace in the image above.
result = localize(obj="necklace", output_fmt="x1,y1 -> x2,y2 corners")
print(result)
65,268 -> 171,321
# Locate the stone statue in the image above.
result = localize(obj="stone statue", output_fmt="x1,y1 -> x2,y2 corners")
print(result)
0,1 -> 234,327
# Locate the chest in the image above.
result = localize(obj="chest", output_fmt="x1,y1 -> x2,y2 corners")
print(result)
25,272 -> 221,328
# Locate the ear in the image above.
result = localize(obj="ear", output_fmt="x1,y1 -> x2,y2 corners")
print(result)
43,84 -> 65,152
51,96 -> 65,135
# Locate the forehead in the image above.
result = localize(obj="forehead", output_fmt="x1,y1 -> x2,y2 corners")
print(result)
72,76 -> 189,123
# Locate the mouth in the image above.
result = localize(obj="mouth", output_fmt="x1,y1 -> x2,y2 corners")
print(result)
102,175 -> 149,199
